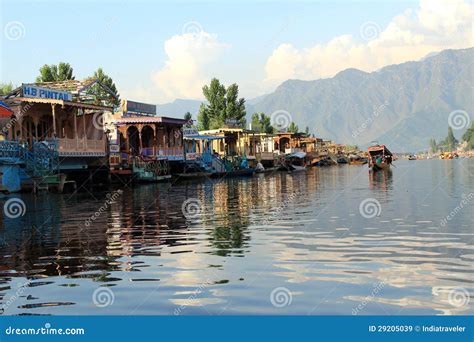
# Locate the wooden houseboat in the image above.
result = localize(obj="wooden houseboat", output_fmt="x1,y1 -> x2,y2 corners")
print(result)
1,80 -> 117,192
108,100 -> 187,182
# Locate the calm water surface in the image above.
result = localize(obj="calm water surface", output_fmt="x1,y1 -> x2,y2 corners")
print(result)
1,159 -> 473,315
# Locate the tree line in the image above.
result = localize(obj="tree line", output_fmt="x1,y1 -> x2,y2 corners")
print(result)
194,78 -> 311,135
429,124 -> 474,153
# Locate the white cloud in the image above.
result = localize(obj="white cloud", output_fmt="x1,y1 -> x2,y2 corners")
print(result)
264,0 -> 473,88
151,30 -> 229,102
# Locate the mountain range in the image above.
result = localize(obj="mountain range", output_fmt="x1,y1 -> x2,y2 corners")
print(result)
156,48 -> 473,152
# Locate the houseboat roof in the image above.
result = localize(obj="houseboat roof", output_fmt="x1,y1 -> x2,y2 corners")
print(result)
4,79 -> 118,108
183,135 -> 224,141
114,116 -> 187,125
200,128 -> 254,134
5,96 -> 113,111
0,101 -> 13,117
5,79 -> 117,99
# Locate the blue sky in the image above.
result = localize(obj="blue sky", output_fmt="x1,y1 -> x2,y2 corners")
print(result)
1,0 -> 471,103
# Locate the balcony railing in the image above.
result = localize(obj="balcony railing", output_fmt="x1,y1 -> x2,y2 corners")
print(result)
58,138 -> 106,156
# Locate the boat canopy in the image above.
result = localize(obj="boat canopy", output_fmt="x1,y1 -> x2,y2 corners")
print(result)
287,151 -> 306,159
367,145 -> 392,156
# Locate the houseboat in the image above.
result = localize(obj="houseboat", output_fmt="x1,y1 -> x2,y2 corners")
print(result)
107,100 -> 187,182
1,80 -> 116,192
199,127 -> 256,177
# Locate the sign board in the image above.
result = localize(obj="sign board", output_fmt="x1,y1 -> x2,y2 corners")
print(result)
186,152 -> 197,160
22,85 -> 72,101
123,100 -> 156,116
183,128 -> 199,137
225,118 -> 238,127
109,144 -> 120,153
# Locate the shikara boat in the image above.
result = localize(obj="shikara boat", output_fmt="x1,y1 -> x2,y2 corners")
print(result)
368,144 -> 393,171
279,152 -> 307,172
211,168 -> 255,178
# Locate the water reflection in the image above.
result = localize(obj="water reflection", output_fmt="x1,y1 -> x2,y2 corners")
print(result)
0,160 -> 473,315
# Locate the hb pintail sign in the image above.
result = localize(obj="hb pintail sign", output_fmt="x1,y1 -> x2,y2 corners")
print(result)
22,84 -> 72,101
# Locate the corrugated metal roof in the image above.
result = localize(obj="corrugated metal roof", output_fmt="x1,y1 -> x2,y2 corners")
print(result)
114,116 -> 187,125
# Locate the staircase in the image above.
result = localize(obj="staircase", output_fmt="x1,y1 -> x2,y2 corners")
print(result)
24,140 -> 59,177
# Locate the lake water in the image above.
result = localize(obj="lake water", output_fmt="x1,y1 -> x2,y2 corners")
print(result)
0,159 -> 473,315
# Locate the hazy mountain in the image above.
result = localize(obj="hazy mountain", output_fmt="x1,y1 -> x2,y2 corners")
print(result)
156,48 -> 472,152
251,48 -> 473,152
156,99 -> 202,119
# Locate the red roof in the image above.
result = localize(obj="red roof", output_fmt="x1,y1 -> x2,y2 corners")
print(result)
0,101 -> 13,118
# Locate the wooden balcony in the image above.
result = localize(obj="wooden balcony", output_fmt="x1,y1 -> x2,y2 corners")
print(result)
58,138 -> 106,157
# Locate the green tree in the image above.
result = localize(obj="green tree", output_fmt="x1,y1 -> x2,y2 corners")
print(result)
198,78 -> 246,129
287,122 -> 299,133
251,112 -> 273,133
461,123 -> 474,150
87,68 -> 120,107
443,126 -> 458,151
198,103 -> 210,130
224,83 -> 246,128
0,82 -> 13,96
36,62 -> 75,82
305,126 -> 310,136
184,112 -> 193,127
429,138 -> 438,153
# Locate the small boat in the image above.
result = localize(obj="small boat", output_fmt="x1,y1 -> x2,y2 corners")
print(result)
288,164 -> 307,171
408,155 -> 416,160
336,157 -> 348,164
279,151 -> 307,171
368,144 -> 393,171
348,154 -> 367,165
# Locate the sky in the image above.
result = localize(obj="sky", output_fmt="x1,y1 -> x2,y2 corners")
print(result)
1,0 -> 472,104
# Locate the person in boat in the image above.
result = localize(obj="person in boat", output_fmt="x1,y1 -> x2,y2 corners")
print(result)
256,162 -> 265,172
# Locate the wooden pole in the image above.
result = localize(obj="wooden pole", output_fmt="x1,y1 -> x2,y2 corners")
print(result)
51,104 -> 57,137
83,109 -> 87,150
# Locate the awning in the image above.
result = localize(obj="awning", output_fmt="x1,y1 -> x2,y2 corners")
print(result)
184,135 -> 224,140
0,101 -> 13,118
287,151 -> 306,159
